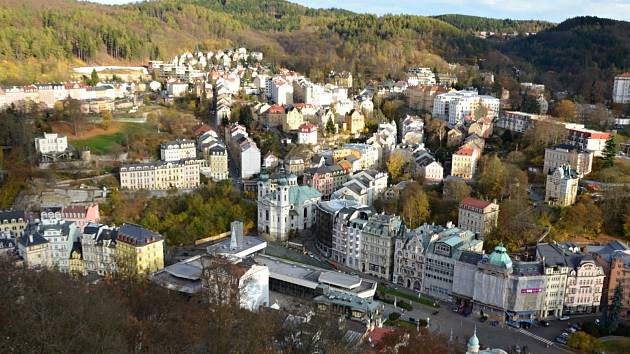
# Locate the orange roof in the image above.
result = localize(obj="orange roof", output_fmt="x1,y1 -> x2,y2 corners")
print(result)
460,197 -> 493,210
368,328 -> 394,345
194,124 -> 213,136
268,105 -> 285,114
455,146 -> 475,156
618,72 -> 630,78
299,123 -> 317,132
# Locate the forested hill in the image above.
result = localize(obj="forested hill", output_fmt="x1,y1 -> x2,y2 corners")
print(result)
0,0 -> 627,103
499,16 -> 630,102
433,14 -> 553,33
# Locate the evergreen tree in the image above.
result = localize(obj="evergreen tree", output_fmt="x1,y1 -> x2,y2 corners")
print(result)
89,69 -> 99,86
602,136 -> 617,168
325,118 -> 336,135
521,94 -> 541,114
605,286 -> 623,334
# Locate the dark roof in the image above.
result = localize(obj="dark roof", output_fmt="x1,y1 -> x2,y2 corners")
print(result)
117,224 -> 162,246
512,260 -> 543,276
459,251 -> 484,265
0,210 -> 26,221
18,231 -> 48,247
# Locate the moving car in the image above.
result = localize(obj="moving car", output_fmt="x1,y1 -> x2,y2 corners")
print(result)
560,316 -> 571,321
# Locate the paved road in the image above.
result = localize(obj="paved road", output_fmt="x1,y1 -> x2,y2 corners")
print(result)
300,231 -> 570,354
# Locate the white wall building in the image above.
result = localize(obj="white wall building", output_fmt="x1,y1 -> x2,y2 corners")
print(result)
613,73 -> 630,104
160,139 -> 197,162
330,170 -> 388,206
297,123 -> 318,145
432,90 -> 500,126
35,133 -> 68,154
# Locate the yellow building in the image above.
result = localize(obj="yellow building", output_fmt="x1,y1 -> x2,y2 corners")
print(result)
283,107 -> 304,131
450,146 -> 479,180
68,241 -> 85,277
115,223 -> 165,275
344,109 -> 365,135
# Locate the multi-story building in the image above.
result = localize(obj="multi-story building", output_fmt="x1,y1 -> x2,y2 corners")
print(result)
331,204 -> 372,270
120,159 -> 200,191
314,199 -> 362,259
458,198 -> 499,238
330,170 -> 388,206
81,223 -> 118,276
401,115 -> 424,145
544,144 -> 593,176
257,170 -> 322,241
545,165 -> 579,207
415,155 -> 443,183
405,85 -> 448,112
115,223 -> 165,275
34,133 -> 68,154
303,164 -> 349,198
452,245 -> 546,325
297,122 -> 318,145
344,143 -> 380,170
495,111 -> 547,133
563,245 -> 605,314
360,213 -> 404,281
451,146 -> 480,180
613,72 -> 630,104
344,109 -> 365,135
160,139 -> 197,162
393,226 -> 435,292
534,243 -> 571,319
0,210 -> 27,236
61,203 -> 100,232
198,137 -> 229,182
271,78 -> 293,106
283,106 -> 304,131
589,241 -> 630,319
406,67 -> 436,86
566,126 -> 611,157
432,90 -> 500,127
224,124 -> 261,179
422,224 -> 483,300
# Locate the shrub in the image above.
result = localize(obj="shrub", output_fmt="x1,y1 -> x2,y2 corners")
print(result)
388,312 -> 401,321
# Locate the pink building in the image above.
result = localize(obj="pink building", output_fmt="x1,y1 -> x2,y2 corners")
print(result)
62,204 -> 100,231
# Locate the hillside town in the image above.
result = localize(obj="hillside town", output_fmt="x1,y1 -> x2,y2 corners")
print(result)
1,41 -> 629,354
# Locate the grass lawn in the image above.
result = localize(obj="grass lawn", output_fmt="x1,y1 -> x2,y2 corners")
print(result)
597,336 -> 630,354
377,285 -> 439,308
70,123 -> 135,154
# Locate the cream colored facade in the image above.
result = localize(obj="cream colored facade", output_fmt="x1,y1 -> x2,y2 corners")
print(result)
458,198 -> 499,238
282,108 -> 304,131
205,148 -> 229,181
564,259 -> 605,314
543,144 -> 593,176
545,165 -> 579,207
160,139 -> 197,162
450,147 -> 479,180
0,211 -> 27,236
120,160 -> 200,190
344,110 -> 365,135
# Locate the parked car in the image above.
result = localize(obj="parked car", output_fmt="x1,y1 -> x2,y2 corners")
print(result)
560,332 -> 570,338
539,320 -> 550,327
560,316 -> 571,321
408,317 -> 417,323
556,336 -> 568,344
521,322 -> 532,329
480,316 -> 488,323
567,327 -> 577,333
432,310 -> 439,316
507,321 -> 521,329
571,323 -> 582,331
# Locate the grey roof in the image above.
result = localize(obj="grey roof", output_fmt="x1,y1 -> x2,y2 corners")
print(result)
589,240 -> 630,266
0,210 -> 26,222
117,224 -> 162,246
512,260 -> 544,276
459,250 -> 484,265
535,243 -> 595,270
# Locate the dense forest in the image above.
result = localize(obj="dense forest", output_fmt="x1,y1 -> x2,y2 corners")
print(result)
0,0 -> 628,102
433,14 -> 553,33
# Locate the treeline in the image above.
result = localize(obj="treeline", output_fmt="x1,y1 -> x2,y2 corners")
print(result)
434,14 -> 553,33
0,258 -> 460,354
102,182 -> 257,246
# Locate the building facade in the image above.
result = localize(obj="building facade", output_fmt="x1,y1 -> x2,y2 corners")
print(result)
545,165 -> 579,207
451,146 -> 480,180
544,144 -> 593,176
361,213 -> 404,281
160,139 -> 197,162
116,223 -> 165,275
613,73 -> 630,104
458,198 -> 499,238
120,160 -> 201,190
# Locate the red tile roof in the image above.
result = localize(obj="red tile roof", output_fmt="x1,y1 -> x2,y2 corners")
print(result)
368,328 -> 394,345
268,105 -> 285,114
461,197 -> 493,210
194,124 -> 213,136
618,72 -> 630,78
299,123 -> 317,132
455,146 -> 475,156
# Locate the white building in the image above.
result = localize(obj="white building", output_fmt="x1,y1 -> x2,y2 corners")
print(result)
271,78 -> 293,106
458,198 -> 499,238
543,144 -> 593,177
257,170 -> 322,241
545,165 -> 579,207
566,126 -> 611,157
344,143 -> 380,170
432,90 -> 500,126
297,123 -> 318,145
35,133 -> 68,154
331,204 -> 372,270
81,223 -> 118,276
613,73 -> 630,104
160,139 -> 197,162
330,170 -> 388,206
401,115 -> 424,144
167,82 -> 188,97
120,160 -> 201,191
406,67 -> 436,86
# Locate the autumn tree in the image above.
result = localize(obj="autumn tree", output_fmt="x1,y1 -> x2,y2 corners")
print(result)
386,150 -> 411,183
61,97 -> 84,136
559,195 -> 603,237
567,331 -> 600,354
554,99 -> 577,122
400,182 -> 430,228
101,110 -> 113,130
376,328 -> 461,354
443,177 -> 472,202
476,154 -> 507,200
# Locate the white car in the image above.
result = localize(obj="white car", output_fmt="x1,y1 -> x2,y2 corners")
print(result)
560,316 -> 571,321
567,327 -> 577,333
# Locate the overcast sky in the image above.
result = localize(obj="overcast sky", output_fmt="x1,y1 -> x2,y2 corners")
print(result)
91,0 -> 630,22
